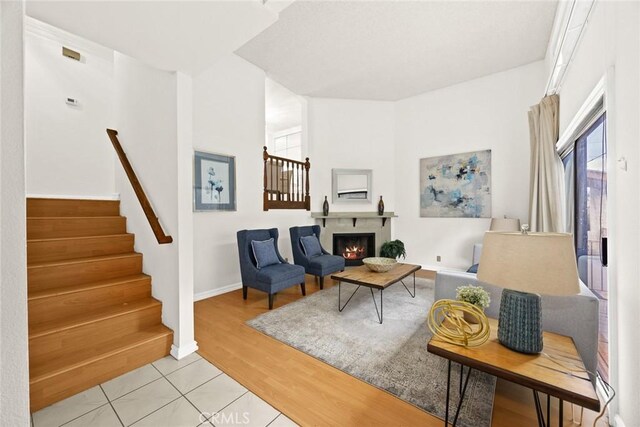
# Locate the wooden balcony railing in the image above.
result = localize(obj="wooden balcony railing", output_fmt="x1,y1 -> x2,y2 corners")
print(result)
106,129 -> 173,244
263,147 -> 310,211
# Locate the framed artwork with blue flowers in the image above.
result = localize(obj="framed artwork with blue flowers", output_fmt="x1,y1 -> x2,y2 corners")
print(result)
194,151 -> 236,211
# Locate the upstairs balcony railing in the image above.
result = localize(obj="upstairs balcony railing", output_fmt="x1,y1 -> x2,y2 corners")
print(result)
263,146 -> 310,211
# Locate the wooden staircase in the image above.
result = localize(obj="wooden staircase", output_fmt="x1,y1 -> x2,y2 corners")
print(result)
27,198 -> 173,411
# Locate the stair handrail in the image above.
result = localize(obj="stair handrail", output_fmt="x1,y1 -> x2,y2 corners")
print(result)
106,129 -> 173,244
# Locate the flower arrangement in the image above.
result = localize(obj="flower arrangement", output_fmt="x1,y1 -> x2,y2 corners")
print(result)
455,285 -> 491,309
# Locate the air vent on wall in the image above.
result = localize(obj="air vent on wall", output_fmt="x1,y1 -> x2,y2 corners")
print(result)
62,47 -> 81,61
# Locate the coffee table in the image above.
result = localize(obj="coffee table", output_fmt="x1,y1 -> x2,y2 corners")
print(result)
330,263 -> 421,324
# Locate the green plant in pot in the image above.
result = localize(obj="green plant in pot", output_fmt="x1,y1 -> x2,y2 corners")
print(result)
455,284 -> 491,324
379,240 -> 406,260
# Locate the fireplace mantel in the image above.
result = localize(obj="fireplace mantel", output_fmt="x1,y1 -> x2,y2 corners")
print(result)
311,211 -> 398,228
311,212 -> 395,257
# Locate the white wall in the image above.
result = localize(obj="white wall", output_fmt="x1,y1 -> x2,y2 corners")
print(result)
25,18 -> 116,198
0,0 -> 30,423
114,52 -> 196,357
192,55 -> 312,298
394,61 -> 546,270
557,1 -> 640,423
307,98 -> 395,213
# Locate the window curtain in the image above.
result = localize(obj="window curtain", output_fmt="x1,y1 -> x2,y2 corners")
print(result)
528,94 -> 565,232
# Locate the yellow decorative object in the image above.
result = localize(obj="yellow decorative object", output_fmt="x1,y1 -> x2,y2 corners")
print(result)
428,299 -> 491,347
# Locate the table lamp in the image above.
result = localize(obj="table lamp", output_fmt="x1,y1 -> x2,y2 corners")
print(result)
477,232 -> 580,353
489,217 -> 521,232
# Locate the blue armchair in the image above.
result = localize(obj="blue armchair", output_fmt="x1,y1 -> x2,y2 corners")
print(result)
290,225 -> 345,289
237,228 -> 306,309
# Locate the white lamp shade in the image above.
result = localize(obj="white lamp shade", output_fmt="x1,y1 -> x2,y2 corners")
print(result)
489,218 -> 521,232
477,232 -> 580,296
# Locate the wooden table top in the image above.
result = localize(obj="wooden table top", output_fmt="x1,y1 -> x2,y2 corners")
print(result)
330,263 -> 421,289
427,318 -> 600,411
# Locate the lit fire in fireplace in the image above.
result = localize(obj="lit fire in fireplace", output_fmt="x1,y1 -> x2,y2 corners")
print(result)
343,245 -> 365,260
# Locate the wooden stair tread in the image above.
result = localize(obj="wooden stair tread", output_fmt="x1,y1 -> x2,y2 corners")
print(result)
29,324 -> 172,383
29,298 -> 161,338
28,252 -> 141,269
27,215 -> 123,220
27,198 -> 120,217
27,233 -> 133,243
29,274 -> 150,300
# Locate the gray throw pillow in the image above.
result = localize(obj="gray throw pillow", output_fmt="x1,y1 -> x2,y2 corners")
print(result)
300,235 -> 323,257
251,238 -> 281,269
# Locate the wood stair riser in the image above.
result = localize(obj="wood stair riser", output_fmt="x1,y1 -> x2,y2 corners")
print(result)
28,278 -> 151,325
28,234 -> 135,264
29,332 -> 171,412
29,303 -> 162,365
27,217 -> 127,239
28,255 -> 143,292
27,198 -> 120,217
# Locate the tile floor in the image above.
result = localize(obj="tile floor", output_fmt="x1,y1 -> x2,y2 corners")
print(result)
32,353 -> 297,427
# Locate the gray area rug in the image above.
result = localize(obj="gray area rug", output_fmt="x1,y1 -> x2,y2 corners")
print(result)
247,278 -> 495,427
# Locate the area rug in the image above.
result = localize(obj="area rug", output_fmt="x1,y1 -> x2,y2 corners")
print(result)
246,278 -> 495,427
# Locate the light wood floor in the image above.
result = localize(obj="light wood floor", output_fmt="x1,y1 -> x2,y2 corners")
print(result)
195,272 -> 605,426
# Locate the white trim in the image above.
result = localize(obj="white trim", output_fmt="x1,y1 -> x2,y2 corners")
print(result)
26,193 -> 120,200
544,0 -> 576,93
553,0 -> 597,95
614,414 -> 626,427
556,76 -> 606,154
545,0 -> 597,95
194,282 -> 243,301
545,0 -> 571,64
603,67 -> 620,420
170,341 -> 199,360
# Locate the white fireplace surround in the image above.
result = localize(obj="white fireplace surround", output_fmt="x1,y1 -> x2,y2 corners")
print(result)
311,212 -> 397,257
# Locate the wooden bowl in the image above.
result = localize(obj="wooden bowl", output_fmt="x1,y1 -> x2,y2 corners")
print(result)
362,257 -> 397,273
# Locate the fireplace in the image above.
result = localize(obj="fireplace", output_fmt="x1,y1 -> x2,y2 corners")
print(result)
333,233 -> 375,266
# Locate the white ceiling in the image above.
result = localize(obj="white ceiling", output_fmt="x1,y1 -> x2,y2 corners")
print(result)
237,0 -> 558,101
266,78 -> 302,135
25,0 -> 279,74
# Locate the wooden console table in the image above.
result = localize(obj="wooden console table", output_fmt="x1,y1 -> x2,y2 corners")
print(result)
427,318 -> 599,427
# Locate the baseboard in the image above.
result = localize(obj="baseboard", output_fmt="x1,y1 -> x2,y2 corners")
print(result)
27,193 -> 120,200
194,282 -> 243,302
614,414 -> 626,427
170,340 -> 199,360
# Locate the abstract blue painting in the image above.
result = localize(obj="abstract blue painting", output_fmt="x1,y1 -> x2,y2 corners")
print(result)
419,150 -> 491,218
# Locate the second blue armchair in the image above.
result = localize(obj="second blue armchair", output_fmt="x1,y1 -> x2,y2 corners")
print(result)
290,225 -> 345,289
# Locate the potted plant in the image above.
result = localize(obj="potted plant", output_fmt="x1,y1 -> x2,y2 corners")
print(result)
380,240 -> 406,260
455,284 -> 490,324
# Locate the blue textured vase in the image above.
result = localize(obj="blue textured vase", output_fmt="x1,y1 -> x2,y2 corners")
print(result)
498,289 -> 543,354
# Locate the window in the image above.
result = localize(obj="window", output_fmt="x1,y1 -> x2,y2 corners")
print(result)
562,112 -> 608,381
270,130 -> 302,161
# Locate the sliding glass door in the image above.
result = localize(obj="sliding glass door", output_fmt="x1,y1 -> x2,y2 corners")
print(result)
563,113 -> 608,381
